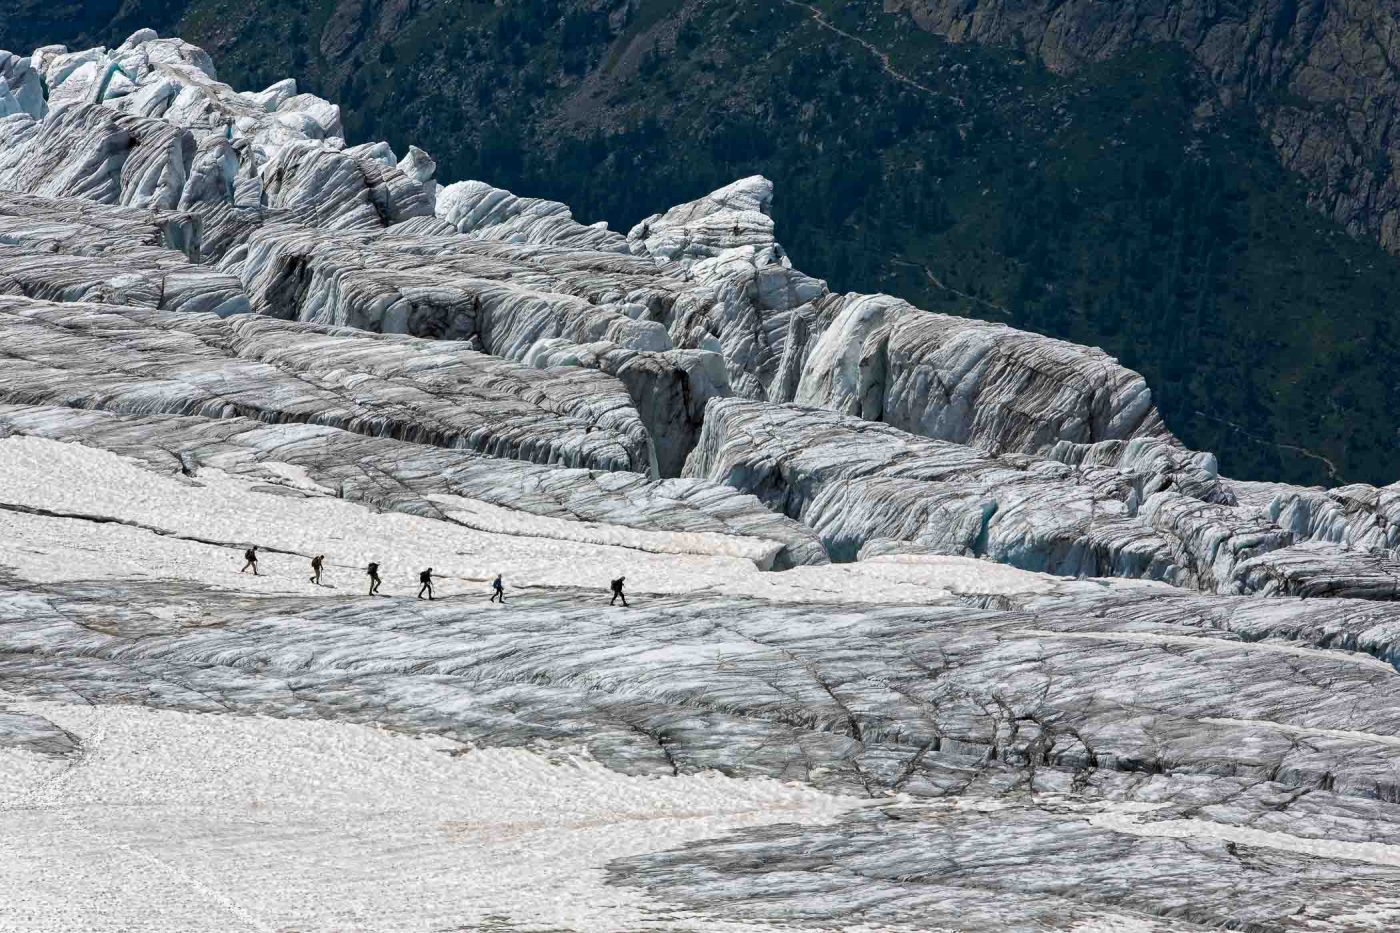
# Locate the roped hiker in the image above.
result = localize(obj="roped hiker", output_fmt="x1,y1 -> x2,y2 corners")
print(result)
309,554 -> 324,585
241,546 -> 259,575
367,561 -> 382,596
418,567 -> 434,601
490,573 -> 505,603
609,575 -> 627,607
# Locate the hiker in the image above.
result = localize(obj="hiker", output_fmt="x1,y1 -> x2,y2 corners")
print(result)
490,573 -> 505,603
418,568 -> 434,601
241,546 -> 259,575
609,575 -> 628,607
309,555 -> 324,585
367,561 -> 382,596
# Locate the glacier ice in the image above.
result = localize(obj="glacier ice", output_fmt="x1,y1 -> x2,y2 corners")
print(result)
684,397 -> 1400,597
0,25 -> 1397,932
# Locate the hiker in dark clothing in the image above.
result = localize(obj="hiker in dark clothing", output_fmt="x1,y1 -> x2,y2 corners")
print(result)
367,561 -> 382,595
241,546 -> 259,575
418,568 -> 434,600
609,576 -> 627,607
309,555 -> 324,585
490,574 -> 505,603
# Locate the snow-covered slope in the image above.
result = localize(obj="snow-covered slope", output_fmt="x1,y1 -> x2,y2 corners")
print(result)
1,26 -> 1399,933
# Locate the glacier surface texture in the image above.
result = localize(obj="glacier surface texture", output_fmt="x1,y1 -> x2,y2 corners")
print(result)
0,27 -> 1398,932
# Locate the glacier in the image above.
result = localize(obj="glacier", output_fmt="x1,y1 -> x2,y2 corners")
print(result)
0,26 -> 1398,932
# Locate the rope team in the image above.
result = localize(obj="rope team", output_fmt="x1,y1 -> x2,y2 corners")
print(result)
238,546 -> 629,604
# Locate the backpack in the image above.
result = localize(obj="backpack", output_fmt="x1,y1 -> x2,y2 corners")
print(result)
367,562 -> 379,576
611,578 -> 623,592
420,570 -> 431,583
244,549 -> 255,561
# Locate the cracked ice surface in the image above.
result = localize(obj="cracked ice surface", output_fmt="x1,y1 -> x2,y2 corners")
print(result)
0,297 -> 655,474
687,397 -> 1400,597
4,429 -> 1400,927
0,26 -> 1183,469
1,23 -> 1400,931
611,798 -> 1400,930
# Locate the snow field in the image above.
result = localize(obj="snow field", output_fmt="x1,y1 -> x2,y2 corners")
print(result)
0,435 -> 1102,604
0,700 -> 862,933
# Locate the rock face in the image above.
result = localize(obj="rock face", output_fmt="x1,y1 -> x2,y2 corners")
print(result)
889,0 -> 1400,256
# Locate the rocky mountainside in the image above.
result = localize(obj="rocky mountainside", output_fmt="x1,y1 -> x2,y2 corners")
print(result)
4,0 -> 1399,488
893,0 -> 1400,250
2,24 -> 1400,931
